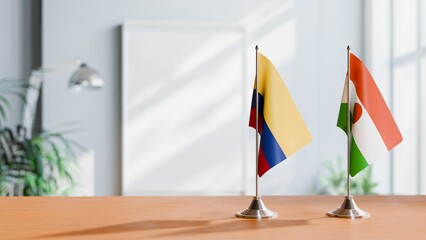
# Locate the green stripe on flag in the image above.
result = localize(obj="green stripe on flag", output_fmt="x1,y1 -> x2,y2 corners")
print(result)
350,137 -> 369,177
337,103 -> 348,134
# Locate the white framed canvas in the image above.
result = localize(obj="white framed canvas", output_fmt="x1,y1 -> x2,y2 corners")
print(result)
121,21 -> 248,195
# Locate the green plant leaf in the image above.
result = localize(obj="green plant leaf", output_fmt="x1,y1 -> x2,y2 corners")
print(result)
0,96 -> 11,108
0,105 -> 7,122
0,122 -> 81,196
319,156 -> 378,195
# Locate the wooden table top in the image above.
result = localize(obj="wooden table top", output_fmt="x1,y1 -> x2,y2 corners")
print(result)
1,195 -> 425,239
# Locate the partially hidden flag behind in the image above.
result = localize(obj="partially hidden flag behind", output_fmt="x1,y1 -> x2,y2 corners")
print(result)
249,53 -> 312,177
337,53 -> 403,177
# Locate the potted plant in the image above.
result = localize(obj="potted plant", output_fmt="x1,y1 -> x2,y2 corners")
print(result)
318,156 -> 378,195
0,79 -> 80,196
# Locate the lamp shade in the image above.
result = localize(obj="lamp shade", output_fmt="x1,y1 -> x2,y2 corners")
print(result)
69,63 -> 104,90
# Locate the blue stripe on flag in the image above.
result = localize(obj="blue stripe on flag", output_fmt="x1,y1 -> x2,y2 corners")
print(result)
260,120 -> 287,168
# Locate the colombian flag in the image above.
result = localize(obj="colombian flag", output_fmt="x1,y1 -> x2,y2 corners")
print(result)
249,52 -> 312,177
337,53 -> 402,176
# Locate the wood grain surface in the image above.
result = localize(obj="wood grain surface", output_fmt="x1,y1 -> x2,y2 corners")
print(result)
0,196 -> 425,239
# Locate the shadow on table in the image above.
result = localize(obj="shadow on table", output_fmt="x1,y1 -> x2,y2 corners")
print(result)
154,218 -> 315,238
35,220 -> 210,238
35,217 -> 322,238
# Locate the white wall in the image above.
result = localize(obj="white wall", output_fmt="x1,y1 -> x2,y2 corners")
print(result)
42,0 -> 363,195
365,0 -> 426,195
0,0 -> 31,127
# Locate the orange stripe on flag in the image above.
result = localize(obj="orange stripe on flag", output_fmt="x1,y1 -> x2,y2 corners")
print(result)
350,53 -> 403,150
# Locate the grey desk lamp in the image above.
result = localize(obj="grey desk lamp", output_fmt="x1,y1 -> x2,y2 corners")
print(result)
69,63 -> 104,90
22,61 -> 105,137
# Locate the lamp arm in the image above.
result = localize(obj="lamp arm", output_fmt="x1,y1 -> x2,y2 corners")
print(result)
21,59 -> 104,136
21,71 -> 43,137
21,60 -> 81,137
36,60 -> 82,77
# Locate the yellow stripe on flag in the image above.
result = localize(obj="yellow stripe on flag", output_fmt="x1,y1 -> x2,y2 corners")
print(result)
256,53 -> 311,156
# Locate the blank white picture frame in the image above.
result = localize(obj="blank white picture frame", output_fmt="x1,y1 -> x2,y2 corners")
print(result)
121,21 -> 248,195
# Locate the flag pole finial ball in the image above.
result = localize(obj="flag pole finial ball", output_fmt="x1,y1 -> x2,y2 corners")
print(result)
347,45 -> 351,51
255,45 -> 259,50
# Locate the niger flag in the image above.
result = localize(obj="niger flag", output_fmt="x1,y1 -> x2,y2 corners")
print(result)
337,53 -> 403,177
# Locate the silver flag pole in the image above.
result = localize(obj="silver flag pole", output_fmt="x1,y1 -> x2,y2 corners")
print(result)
236,45 -> 277,219
327,46 -> 369,219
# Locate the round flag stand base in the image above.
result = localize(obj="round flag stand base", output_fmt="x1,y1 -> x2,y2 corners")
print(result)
327,195 -> 370,219
236,196 -> 278,219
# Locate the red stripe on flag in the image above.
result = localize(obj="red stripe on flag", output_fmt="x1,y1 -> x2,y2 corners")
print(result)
350,53 -> 403,150
249,108 -> 263,134
258,147 -> 270,177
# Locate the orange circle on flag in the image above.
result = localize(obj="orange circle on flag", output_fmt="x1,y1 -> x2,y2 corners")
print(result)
353,103 -> 362,124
